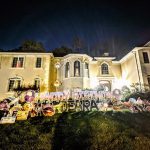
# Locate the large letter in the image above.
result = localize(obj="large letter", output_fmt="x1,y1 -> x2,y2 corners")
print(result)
68,99 -> 75,111
82,100 -> 90,111
90,100 -> 99,111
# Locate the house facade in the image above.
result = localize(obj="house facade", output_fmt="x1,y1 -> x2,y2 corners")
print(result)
0,43 -> 150,99
0,52 -> 54,99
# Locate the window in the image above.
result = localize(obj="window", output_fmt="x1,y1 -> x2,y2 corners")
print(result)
36,57 -> 42,68
8,78 -> 21,91
74,61 -> 80,77
65,62 -> 70,78
101,63 -> 109,75
12,57 -> 24,68
143,52 -> 149,63
34,78 -> 40,89
147,77 -> 150,87
85,62 -> 89,77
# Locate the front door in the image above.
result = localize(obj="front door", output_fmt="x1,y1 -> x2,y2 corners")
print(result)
98,80 -> 111,92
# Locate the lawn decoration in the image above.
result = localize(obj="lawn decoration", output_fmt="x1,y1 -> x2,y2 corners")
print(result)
9,104 -> 22,116
0,100 -> 9,111
0,116 -> 16,124
0,89 -> 150,124
23,102 -> 34,111
16,111 -> 29,120
24,90 -> 35,102
42,104 -> 55,116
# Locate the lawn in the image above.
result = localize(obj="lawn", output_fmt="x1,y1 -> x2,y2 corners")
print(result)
0,111 -> 150,150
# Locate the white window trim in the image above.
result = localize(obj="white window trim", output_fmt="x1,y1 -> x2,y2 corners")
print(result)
11,56 -> 25,69
101,62 -> 109,75
84,62 -> 89,77
65,62 -> 70,78
7,77 -> 22,92
74,60 -> 81,77
142,51 -> 150,64
34,56 -> 43,69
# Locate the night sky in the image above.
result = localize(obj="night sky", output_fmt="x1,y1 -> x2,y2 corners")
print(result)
0,0 -> 150,58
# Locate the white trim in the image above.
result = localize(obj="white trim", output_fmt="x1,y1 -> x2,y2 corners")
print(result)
7,77 -> 22,92
100,61 -> 110,66
0,52 -> 53,57
64,61 -> 70,78
73,60 -> 82,77
11,56 -> 25,68
34,56 -> 43,69
94,57 -> 116,60
63,54 -> 93,60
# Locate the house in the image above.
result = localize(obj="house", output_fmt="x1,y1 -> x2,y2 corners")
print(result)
0,42 -> 150,99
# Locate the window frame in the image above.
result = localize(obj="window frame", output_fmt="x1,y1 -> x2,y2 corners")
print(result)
147,77 -> 150,88
35,57 -> 42,68
74,60 -> 80,77
8,78 -> 22,92
12,56 -> 24,68
143,52 -> 149,63
65,62 -> 70,78
34,78 -> 40,89
84,62 -> 89,77
101,63 -> 109,75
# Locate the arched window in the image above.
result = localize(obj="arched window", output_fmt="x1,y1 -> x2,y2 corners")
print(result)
74,61 -> 80,77
85,62 -> 89,77
101,63 -> 109,74
65,62 -> 70,78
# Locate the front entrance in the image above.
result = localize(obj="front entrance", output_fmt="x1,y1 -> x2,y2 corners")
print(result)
98,80 -> 111,92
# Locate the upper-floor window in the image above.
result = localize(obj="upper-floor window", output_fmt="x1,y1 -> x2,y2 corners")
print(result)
101,63 -> 109,75
143,52 -> 149,63
85,62 -> 89,77
12,57 -> 24,68
36,57 -> 42,68
74,61 -> 80,77
65,62 -> 70,78
8,77 -> 21,91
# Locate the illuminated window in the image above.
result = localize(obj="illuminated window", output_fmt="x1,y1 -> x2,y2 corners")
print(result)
85,62 -> 89,77
74,61 -> 80,77
143,52 -> 149,63
36,57 -> 42,68
8,78 -> 21,91
65,62 -> 70,78
101,63 -> 109,74
12,57 -> 24,68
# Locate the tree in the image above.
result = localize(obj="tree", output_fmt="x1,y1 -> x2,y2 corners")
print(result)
72,36 -> 85,53
0,49 -> 4,52
10,40 -> 46,52
21,40 -> 46,52
52,46 -> 73,57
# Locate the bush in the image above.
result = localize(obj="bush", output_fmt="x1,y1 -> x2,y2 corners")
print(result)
125,91 -> 150,101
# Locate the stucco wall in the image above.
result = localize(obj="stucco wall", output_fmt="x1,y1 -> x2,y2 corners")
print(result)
121,53 -> 139,87
0,53 -> 52,99
138,48 -> 150,87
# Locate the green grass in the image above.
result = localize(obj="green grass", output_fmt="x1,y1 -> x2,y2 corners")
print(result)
0,112 -> 150,150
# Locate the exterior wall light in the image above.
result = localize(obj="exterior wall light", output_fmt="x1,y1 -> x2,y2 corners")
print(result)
54,80 -> 61,87
55,62 -> 61,69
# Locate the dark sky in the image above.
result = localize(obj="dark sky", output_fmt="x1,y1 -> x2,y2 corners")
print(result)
0,0 -> 150,58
